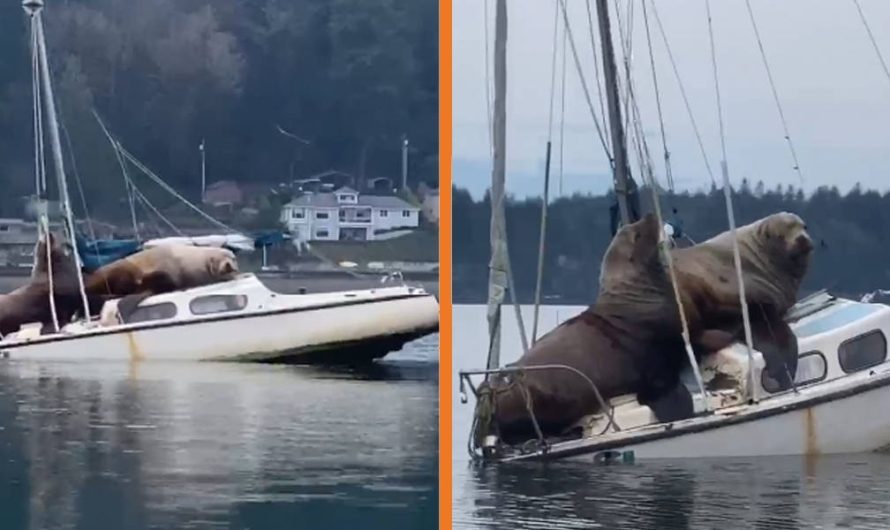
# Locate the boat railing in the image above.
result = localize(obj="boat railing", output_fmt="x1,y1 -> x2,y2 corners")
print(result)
458,364 -> 620,461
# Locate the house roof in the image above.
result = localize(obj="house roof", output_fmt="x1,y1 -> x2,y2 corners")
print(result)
357,195 -> 419,210
286,194 -> 339,208
285,192 -> 420,210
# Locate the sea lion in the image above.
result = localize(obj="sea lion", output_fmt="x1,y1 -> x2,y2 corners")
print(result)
85,244 -> 239,298
0,233 -> 85,336
477,214 -> 728,445
671,212 -> 813,389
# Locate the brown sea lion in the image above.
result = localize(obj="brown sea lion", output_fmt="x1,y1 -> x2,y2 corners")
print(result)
477,214 -> 732,445
85,244 -> 239,298
672,212 -> 813,389
0,233 -> 85,336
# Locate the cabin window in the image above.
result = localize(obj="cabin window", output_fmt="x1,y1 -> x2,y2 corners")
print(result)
315,211 -> 329,219
761,351 -> 827,393
839,330 -> 887,373
402,210 -> 411,218
380,210 -> 389,217
190,294 -> 248,315
126,302 -> 177,323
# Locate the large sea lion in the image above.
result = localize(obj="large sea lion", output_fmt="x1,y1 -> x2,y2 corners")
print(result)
85,244 -> 239,298
0,233 -> 85,336
671,212 -> 813,389
476,214 -> 732,445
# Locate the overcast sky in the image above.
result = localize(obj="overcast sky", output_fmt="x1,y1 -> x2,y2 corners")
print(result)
452,0 -> 890,199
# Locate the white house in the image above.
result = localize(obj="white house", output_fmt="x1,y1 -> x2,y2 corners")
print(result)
280,187 -> 421,242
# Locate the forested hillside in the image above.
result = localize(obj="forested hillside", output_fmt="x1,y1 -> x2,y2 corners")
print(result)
454,181 -> 890,304
0,0 -> 438,219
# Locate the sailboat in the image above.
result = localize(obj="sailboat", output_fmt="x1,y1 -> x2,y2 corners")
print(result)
0,0 -> 438,364
458,0 -> 890,463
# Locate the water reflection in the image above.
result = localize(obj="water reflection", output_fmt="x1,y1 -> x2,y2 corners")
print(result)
456,456 -> 890,529
0,350 -> 438,529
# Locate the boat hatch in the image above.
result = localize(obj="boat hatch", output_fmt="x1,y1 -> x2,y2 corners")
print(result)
793,302 -> 883,338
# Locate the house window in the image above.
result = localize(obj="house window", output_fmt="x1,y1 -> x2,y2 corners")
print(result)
190,294 -> 248,315
761,351 -> 827,393
402,210 -> 411,218
316,211 -> 329,219
0,225 -> 8,232
291,209 -> 304,219
839,330 -> 887,373
380,210 -> 389,217
126,302 -> 177,323
316,229 -> 330,238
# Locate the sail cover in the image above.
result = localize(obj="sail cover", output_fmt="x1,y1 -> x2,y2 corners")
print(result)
75,234 -> 141,272
143,234 -> 255,252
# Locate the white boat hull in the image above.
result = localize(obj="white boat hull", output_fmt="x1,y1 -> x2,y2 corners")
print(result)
0,280 -> 438,363
505,364 -> 890,463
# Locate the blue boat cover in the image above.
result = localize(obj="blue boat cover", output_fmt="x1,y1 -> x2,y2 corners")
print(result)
75,233 -> 142,272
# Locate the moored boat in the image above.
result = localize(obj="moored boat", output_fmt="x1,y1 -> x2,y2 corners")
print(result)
0,274 -> 438,363
460,291 -> 890,462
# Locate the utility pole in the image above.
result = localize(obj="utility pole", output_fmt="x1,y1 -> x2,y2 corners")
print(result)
199,138 -> 206,203
596,0 -> 637,226
401,135 -> 409,191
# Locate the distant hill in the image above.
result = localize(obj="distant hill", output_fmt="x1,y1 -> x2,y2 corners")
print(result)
454,182 -> 889,304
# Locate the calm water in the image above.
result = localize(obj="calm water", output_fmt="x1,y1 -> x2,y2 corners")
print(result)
452,304 -> 890,529
0,334 -> 439,530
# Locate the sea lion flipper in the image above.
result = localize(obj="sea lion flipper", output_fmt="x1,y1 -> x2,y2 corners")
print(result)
694,329 -> 738,354
646,382 -> 695,423
751,312 -> 798,391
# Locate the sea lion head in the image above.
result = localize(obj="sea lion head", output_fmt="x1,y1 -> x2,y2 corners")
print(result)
755,212 -> 813,281
599,213 -> 663,286
31,231 -> 78,285
207,249 -> 239,279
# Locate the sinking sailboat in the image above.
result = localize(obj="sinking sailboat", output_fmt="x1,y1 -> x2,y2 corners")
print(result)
1,0 -> 438,365
459,0 -> 890,463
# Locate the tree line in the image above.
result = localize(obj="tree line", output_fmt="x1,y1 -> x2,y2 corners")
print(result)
0,0 -> 438,222
454,181 -> 888,305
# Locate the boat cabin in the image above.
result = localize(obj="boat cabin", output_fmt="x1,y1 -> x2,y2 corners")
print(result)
569,291 -> 890,438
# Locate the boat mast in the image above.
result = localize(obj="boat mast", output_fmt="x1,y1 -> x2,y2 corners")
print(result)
25,0 -> 92,322
595,0 -> 637,227
485,0 -> 509,370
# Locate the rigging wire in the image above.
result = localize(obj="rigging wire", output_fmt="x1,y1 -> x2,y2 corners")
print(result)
583,0 -> 609,140
92,109 -> 140,240
484,0 -> 494,154
559,18 -> 568,196
116,146 -> 238,234
851,0 -> 890,90
649,1 -> 717,186
612,0 -> 650,188
28,12 -> 58,333
557,0 -> 613,163
532,0 -> 562,344
705,0 -> 758,402
744,0 -> 805,184
642,0 -> 674,192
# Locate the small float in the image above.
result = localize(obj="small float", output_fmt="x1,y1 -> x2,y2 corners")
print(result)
0,273 -> 438,363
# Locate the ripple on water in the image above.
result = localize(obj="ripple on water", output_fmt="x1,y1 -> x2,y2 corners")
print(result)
0,336 -> 438,529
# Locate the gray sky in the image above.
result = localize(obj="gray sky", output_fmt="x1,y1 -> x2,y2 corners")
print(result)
453,0 -> 890,199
